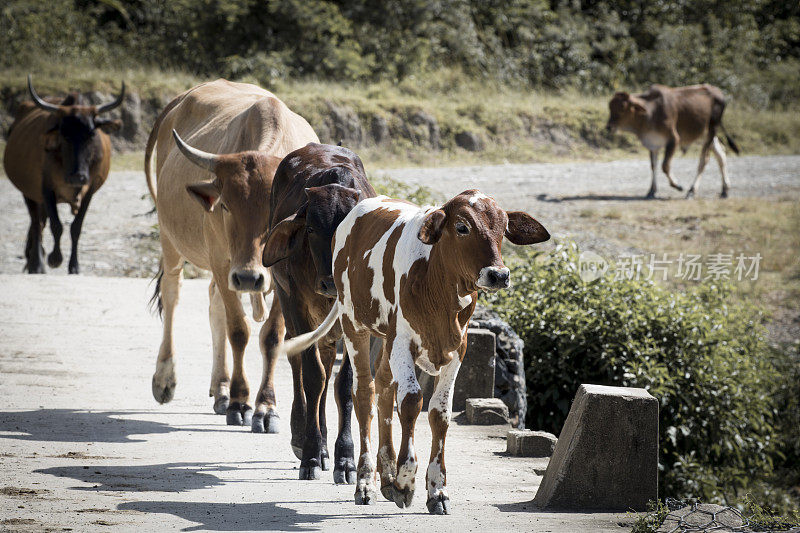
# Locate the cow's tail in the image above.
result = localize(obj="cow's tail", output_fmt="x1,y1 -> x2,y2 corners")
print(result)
719,122 -> 740,155
282,301 -> 341,357
148,263 -> 164,318
144,94 -> 185,202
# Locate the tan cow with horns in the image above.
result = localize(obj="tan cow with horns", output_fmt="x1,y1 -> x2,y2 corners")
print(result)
281,190 -> 550,514
145,79 -> 318,424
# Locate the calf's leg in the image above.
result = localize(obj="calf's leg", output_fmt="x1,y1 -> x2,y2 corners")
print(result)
710,136 -> 730,198
151,239 -> 183,403
67,190 -> 93,274
253,295 -> 284,433
686,135 -> 714,198
317,341 -> 338,471
208,280 -> 231,415
646,150 -> 658,199
333,351 -> 356,484
662,132 -> 684,192
426,352 -> 463,515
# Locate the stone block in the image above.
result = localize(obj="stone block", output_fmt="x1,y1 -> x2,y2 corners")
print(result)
506,430 -> 557,457
532,384 -> 658,511
465,398 -> 509,425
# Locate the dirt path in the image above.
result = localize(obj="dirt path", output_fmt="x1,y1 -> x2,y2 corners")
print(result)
0,275 -> 626,531
1,155 -> 797,277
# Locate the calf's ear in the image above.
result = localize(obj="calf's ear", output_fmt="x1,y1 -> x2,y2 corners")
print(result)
418,209 -> 446,244
263,212 -> 306,267
505,211 -> 550,245
186,181 -> 221,212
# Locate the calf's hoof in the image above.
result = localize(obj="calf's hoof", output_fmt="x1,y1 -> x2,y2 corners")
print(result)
299,459 -> 322,480
251,410 -> 280,433
427,494 -> 451,515
670,183 -> 684,192
333,458 -> 357,485
47,250 -> 62,268
151,375 -> 176,404
68,262 -> 80,274
27,263 -> 45,274
685,189 -> 696,199
354,485 -> 377,505
645,190 -> 656,199
225,402 -> 253,426
720,189 -> 729,198
385,483 -> 415,509
213,396 -> 230,415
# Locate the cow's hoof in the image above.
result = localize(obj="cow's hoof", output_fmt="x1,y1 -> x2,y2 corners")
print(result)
251,411 -> 279,433
241,405 -> 253,427
670,183 -> 684,192
354,486 -> 377,505
645,190 -> 656,199
151,375 -> 176,404
47,250 -> 62,268
299,461 -> 322,480
427,494 -> 451,515
333,458 -> 357,485
386,484 -> 414,509
68,262 -> 79,274
685,189 -> 696,199
720,190 -> 729,199
226,403 -> 243,426
213,396 -> 230,415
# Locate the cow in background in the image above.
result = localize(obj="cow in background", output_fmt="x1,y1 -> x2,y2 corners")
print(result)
606,84 -> 739,198
3,75 -> 124,274
261,143 -> 376,483
144,79 -> 318,424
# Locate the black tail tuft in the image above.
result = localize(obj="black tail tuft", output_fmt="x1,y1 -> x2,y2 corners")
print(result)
148,264 -> 164,318
725,133 -> 740,155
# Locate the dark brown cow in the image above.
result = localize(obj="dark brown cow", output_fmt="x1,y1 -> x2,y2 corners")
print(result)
3,75 -> 124,273
261,143 -> 376,483
606,84 -> 740,198
281,190 -> 549,513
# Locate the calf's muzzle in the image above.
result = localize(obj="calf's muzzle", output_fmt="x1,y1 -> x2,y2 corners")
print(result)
477,266 -> 511,290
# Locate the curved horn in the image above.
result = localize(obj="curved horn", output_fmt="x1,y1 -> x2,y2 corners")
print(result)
27,75 -> 60,113
96,81 -> 126,114
172,129 -> 218,172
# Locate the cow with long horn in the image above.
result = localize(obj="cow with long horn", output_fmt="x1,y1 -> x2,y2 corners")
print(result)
3,75 -> 124,274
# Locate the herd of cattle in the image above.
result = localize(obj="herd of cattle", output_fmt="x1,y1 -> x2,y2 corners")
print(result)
2,76 -> 739,514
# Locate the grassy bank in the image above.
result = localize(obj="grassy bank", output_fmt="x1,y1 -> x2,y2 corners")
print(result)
2,65 -> 799,171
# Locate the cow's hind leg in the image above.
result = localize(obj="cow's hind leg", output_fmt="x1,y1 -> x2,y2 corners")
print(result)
686,135 -> 714,199
252,295 -> 284,433
67,190 -> 93,274
42,187 -> 63,269
426,352 -> 463,515
646,150 -> 658,199
710,136 -> 730,198
375,341 -> 398,500
208,280 -> 231,415
333,351 -> 356,484
662,132 -> 684,192
317,341 -> 339,471
342,316 -> 377,504
23,197 -> 45,274
385,335 -> 423,509
212,270 -> 253,426
151,239 -> 183,404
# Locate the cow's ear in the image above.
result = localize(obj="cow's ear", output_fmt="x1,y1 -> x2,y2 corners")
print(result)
43,127 -> 60,151
95,118 -> 122,133
262,211 -> 306,267
505,211 -> 550,245
418,209 -> 446,245
186,181 -> 221,212
614,91 -> 629,100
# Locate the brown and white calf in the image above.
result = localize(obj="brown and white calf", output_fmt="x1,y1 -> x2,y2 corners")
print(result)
606,84 -> 740,198
144,79 -> 318,424
282,190 -> 549,514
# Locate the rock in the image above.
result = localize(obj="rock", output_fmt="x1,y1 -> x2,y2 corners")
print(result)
406,110 -> 440,150
452,328 -> 496,411
455,131 -> 484,152
469,305 -> 527,428
657,503 -> 746,533
532,384 -> 658,511
326,102 -> 363,145
506,430 -> 557,457
465,398 -> 509,425
370,115 -> 389,144
120,92 -> 142,144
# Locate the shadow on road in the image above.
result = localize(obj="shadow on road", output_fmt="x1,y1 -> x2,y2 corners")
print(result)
0,409 -> 216,443
536,193 -> 666,203
117,500 -> 398,531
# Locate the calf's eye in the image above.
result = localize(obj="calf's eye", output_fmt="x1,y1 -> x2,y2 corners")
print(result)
455,221 -> 470,235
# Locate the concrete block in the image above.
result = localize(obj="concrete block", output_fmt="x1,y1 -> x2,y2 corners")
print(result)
419,328 -> 496,411
506,430 -> 557,457
532,384 -> 658,511
465,398 -> 509,425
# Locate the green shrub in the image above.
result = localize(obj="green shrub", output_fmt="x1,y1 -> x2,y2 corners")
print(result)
482,242 -> 790,504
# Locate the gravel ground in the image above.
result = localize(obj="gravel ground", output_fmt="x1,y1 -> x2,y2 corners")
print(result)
0,275 -> 627,532
2,154 -> 796,277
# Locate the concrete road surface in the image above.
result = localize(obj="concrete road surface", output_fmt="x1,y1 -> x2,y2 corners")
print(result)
0,275 -> 627,532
